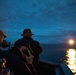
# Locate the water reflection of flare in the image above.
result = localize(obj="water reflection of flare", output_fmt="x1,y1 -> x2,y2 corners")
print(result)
65,49 -> 76,74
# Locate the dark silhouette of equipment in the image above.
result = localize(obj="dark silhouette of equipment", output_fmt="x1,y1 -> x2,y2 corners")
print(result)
0,40 -> 11,50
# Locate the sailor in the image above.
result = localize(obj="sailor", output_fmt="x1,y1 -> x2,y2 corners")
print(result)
13,38 -> 37,75
21,28 -> 43,73
0,30 -> 6,50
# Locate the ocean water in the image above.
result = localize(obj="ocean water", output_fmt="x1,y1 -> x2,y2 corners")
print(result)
40,44 -> 76,74
40,44 -> 67,63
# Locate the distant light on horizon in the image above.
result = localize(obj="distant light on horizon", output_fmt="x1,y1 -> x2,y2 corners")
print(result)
68,39 -> 75,45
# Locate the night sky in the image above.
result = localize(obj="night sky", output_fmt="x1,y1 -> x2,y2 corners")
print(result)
0,0 -> 76,44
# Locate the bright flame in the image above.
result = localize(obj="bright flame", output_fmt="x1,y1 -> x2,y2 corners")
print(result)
68,39 -> 74,45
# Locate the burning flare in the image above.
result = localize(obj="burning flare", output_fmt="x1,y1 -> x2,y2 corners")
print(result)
68,39 -> 74,45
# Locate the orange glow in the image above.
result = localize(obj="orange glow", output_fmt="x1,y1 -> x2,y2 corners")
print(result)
68,39 -> 74,45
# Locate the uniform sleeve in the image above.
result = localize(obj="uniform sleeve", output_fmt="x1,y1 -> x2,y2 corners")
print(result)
35,41 -> 43,54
